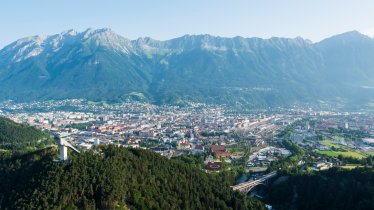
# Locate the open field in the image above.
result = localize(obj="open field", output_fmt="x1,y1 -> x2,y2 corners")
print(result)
228,147 -> 245,153
316,150 -> 365,159
319,140 -> 367,159
339,164 -> 364,169
366,152 -> 374,156
321,140 -> 343,148
246,167 -> 268,173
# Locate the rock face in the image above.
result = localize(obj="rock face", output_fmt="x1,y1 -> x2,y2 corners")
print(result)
0,28 -> 374,108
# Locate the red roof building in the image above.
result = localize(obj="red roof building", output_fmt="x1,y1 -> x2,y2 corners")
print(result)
210,145 -> 227,153
206,161 -> 223,169
210,145 -> 230,158
195,145 -> 204,151
215,151 -> 231,158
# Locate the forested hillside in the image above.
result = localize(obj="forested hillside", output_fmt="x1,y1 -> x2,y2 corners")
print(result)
266,167 -> 374,210
0,117 -> 51,150
0,146 -> 265,210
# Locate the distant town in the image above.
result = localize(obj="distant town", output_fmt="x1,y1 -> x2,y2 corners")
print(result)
1,99 -> 374,173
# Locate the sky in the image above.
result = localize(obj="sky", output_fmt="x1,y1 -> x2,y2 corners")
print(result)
1,0 -> 374,48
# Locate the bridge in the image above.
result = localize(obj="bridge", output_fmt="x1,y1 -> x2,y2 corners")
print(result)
231,171 -> 277,193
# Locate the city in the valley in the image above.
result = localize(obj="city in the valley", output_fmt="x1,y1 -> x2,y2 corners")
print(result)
2,99 -> 374,174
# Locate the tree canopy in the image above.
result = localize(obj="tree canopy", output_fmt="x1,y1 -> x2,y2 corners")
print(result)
0,146 -> 265,210
266,167 -> 374,210
0,117 -> 51,150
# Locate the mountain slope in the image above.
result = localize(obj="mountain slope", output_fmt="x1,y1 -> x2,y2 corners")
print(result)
1,29 -> 374,108
0,146 -> 265,210
0,29 -> 153,102
316,31 -> 374,106
0,117 -> 51,150
150,36 -> 331,106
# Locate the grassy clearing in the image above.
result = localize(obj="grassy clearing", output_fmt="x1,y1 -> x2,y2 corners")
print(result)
319,140 -> 367,159
366,152 -> 374,156
339,164 -> 364,169
316,150 -> 339,157
228,147 -> 245,153
230,151 -> 245,156
316,150 -> 365,159
321,140 -> 342,148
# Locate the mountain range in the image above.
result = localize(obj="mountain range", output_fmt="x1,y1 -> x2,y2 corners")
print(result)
1,28 -> 374,109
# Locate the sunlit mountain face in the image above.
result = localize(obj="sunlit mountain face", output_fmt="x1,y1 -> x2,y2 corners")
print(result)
0,29 -> 374,109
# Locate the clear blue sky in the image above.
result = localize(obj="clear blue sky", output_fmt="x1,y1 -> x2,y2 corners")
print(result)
1,0 -> 374,48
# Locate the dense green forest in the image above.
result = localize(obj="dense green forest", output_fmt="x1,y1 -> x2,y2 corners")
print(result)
0,117 -> 52,150
0,146 -> 265,210
265,167 -> 374,210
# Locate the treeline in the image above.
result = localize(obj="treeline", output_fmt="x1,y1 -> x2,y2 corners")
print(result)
0,146 -> 265,210
200,131 -> 227,137
337,155 -> 374,166
65,122 -> 94,131
172,154 -> 206,169
277,125 -> 294,140
266,167 -> 374,210
268,140 -> 304,173
0,117 -> 51,150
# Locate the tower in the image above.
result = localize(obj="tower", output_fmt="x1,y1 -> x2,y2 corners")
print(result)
60,143 -> 68,160
56,137 -> 80,161
306,121 -> 310,130
94,138 -> 100,146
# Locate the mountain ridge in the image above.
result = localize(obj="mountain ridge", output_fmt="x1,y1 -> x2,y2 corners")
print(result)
1,28 -> 374,109
2,29 -> 372,57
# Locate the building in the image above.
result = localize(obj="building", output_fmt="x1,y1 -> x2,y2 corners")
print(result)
313,161 -> 333,171
362,138 -> 374,146
177,142 -> 191,150
193,145 -> 205,154
210,145 -> 230,158
305,121 -> 310,130
206,161 -> 223,169
210,145 -> 227,153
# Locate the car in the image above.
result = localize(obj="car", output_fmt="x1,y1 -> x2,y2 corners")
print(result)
246,162 -> 255,167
